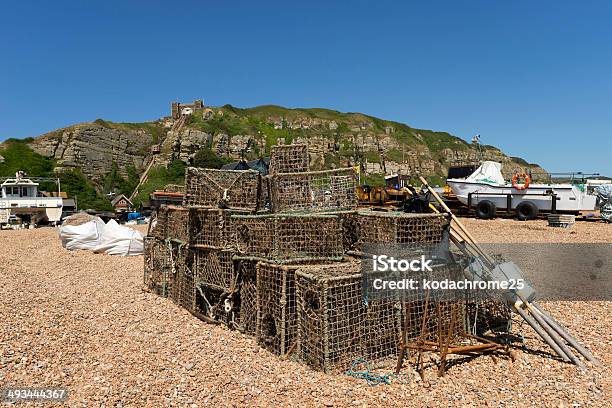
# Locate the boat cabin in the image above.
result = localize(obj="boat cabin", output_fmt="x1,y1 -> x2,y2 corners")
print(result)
1,177 -> 40,198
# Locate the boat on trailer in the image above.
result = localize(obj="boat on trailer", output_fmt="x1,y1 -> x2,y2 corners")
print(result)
446,161 -> 596,220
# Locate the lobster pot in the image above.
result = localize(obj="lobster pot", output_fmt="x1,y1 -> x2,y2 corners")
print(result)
194,283 -> 242,328
463,271 -> 512,336
233,213 -> 344,263
269,143 -> 310,174
352,211 -> 450,252
270,168 -> 358,213
256,262 -> 300,355
189,208 -> 246,249
237,260 -> 258,335
464,297 -> 512,336
362,299 -> 403,367
149,207 -> 169,240
183,167 -> 261,211
144,236 -> 171,297
296,263 -> 362,373
259,176 -> 271,211
339,211 -> 359,252
166,206 -> 190,242
172,244 -> 193,310
296,263 -> 403,373
191,248 -> 237,292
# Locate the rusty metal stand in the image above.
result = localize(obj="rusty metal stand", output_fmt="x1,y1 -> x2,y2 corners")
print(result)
396,300 -> 510,378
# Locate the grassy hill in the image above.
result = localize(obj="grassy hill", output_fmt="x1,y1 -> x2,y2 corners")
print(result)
2,104 -> 544,211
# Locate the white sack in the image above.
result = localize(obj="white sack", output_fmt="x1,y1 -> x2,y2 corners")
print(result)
59,218 -> 144,256
93,219 -> 144,256
59,217 -> 106,251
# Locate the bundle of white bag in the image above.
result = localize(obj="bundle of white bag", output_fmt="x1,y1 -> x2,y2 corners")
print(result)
59,215 -> 144,256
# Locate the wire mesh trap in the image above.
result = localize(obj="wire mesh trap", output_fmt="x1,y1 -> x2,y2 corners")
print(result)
232,213 -> 344,263
256,262 -> 301,355
144,236 -> 171,297
395,263 -> 511,378
362,299 -> 404,368
269,143 -> 310,175
395,263 -> 467,344
464,295 -> 512,337
350,211 -> 450,252
166,206 -> 190,243
148,206 -> 189,242
191,248 -> 237,292
236,260 -> 258,335
269,168 -> 358,213
295,263 -> 401,373
149,207 -> 169,240
183,167 -> 262,211
171,244 -> 193,311
195,283 -> 240,328
189,208 -> 246,250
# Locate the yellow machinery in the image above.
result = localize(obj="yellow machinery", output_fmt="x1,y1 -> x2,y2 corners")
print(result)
356,185 -> 411,206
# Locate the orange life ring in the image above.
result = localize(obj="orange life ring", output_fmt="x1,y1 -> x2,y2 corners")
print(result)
512,173 -> 530,190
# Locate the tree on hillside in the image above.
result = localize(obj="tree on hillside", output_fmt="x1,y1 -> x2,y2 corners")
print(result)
59,169 -> 113,211
102,162 -> 139,197
192,147 -> 229,169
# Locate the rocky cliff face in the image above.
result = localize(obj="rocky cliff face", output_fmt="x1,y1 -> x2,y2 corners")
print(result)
174,106 -> 544,180
28,123 -> 155,183
23,105 -> 544,188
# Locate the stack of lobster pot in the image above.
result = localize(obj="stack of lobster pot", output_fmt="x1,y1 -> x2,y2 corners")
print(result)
143,166 -> 265,333
143,142 -> 475,375
230,143 -> 361,358
182,167 -> 264,333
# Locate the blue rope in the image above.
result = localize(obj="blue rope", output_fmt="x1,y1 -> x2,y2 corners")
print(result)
345,358 -> 410,386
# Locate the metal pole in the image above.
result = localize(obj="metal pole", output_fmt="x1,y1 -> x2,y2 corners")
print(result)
532,302 -> 599,365
515,305 -> 570,362
528,304 -> 585,369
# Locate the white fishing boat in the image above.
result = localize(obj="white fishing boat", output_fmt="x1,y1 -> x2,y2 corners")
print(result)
446,161 -> 596,220
0,171 -> 63,225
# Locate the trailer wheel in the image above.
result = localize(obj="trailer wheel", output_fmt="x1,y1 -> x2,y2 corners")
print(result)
476,200 -> 496,219
516,202 -> 539,221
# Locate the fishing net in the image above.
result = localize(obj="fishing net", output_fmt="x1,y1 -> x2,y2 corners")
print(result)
269,168 -> 358,213
233,213 -> 344,263
269,143 -> 309,174
183,167 -> 262,211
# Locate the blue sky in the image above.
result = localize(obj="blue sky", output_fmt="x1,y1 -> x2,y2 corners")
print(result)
1,1 -> 611,175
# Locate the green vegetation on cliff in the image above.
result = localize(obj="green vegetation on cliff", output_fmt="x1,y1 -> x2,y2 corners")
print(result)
0,139 -> 113,211
0,138 -> 55,176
